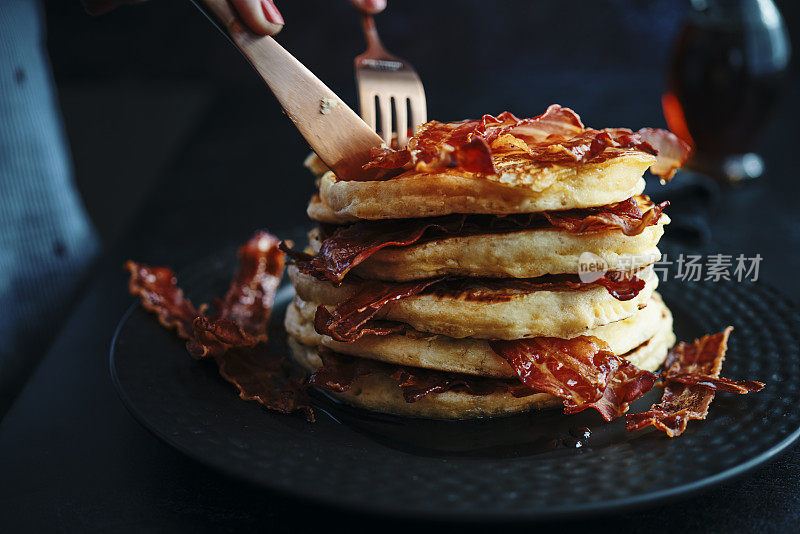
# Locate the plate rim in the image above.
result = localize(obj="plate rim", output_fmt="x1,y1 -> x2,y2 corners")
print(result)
110,285 -> 800,520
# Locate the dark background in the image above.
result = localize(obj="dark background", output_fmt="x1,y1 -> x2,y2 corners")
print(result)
1,0 -> 799,531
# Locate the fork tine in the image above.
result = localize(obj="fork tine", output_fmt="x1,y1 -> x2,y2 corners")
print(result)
359,90 -> 377,132
394,97 -> 409,148
409,92 -> 427,134
378,95 -> 393,146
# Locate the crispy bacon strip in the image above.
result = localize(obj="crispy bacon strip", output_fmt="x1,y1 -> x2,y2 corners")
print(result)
365,146 -> 412,169
405,119 -> 487,174
544,197 -> 669,237
283,215 -> 466,283
488,337 -> 619,407
664,373 -> 765,394
574,359 -> 659,421
126,232 -> 315,421
429,272 -> 645,302
478,106 -> 585,144
217,345 -> 313,422
307,348 -> 380,391
594,271 -> 647,302
187,232 -> 285,359
213,232 -> 285,341
363,106 -> 581,175
314,277 -> 445,342
451,137 -> 495,175
489,336 -> 657,420
636,128 -> 691,182
186,316 -> 259,359
389,367 -> 527,403
125,261 -> 200,339
286,196 -> 665,284
362,105 -> 690,181
310,271 -> 645,342
626,328 -> 764,437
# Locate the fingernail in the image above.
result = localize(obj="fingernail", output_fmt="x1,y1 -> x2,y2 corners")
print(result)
261,0 -> 284,25
365,0 -> 387,14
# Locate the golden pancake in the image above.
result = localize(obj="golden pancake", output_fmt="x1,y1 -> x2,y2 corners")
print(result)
287,323 -> 673,419
311,150 -> 652,223
288,265 -> 658,339
307,220 -> 666,281
285,292 -> 673,378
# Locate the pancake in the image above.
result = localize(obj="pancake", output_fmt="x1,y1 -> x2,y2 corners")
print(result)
285,292 -> 673,378
304,152 -> 331,179
311,149 -> 652,223
289,265 -> 658,339
287,322 -> 673,419
307,220 -> 667,281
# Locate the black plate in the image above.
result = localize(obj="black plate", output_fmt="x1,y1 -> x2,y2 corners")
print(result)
111,256 -> 800,520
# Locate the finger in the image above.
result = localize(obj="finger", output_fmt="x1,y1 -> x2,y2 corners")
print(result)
230,0 -> 285,36
351,0 -> 387,15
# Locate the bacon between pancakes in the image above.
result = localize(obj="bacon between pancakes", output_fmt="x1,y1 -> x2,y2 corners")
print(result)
308,348 -> 536,403
308,328 -> 763,428
314,278 -> 446,342
311,273 -> 645,343
307,338 -> 658,418
282,195 -> 667,284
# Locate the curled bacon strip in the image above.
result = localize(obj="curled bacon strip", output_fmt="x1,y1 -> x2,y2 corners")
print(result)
544,197 -> 669,237
478,107 -> 585,144
489,336 -> 657,421
314,277 -> 445,342
126,232 -> 314,421
362,105 -> 690,181
187,232 -> 285,359
626,327 -> 764,437
213,232 -> 285,342
125,261 -> 200,339
636,128 -> 691,182
286,196 -> 665,284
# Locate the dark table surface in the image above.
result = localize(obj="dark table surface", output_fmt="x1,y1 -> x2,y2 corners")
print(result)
3,1 -> 800,531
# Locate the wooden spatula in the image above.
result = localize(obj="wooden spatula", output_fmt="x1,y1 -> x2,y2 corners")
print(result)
192,0 -> 384,180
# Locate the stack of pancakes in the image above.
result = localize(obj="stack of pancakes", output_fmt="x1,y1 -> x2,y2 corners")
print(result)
285,107 -> 682,419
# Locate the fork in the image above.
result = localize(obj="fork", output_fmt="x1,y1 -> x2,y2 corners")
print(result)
354,8 -> 427,148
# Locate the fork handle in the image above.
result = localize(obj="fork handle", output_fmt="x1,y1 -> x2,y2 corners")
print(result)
358,12 -> 387,55
192,0 -> 383,180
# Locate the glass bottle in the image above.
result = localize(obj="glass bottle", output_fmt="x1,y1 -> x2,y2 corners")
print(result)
662,0 -> 791,182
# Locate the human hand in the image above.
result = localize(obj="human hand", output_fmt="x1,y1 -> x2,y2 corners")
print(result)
350,0 -> 386,15
83,0 -> 285,36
